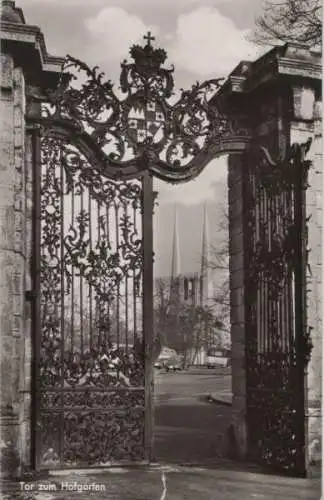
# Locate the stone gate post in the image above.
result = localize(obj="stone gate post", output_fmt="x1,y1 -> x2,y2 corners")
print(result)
0,0 -> 63,477
225,43 -> 322,471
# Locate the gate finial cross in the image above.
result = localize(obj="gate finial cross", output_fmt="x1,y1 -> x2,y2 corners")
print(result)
144,31 -> 155,47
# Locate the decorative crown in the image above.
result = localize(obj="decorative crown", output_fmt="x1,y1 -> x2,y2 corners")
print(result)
129,32 -> 167,72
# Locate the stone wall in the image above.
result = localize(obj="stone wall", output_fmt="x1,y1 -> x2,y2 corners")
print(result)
0,52 -> 27,477
290,87 -> 322,465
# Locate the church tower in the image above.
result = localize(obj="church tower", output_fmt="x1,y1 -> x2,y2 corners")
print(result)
170,204 -> 180,280
169,204 -> 180,303
200,202 -> 209,307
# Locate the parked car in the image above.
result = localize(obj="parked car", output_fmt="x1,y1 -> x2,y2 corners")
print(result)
206,348 -> 231,368
154,359 -> 165,369
164,355 -> 183,372
154,347 -> 178,369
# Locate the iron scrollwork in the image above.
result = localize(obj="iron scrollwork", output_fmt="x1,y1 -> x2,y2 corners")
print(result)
38,33 -> 250,183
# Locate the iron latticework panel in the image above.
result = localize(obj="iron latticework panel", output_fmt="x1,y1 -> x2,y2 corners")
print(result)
244,143 -> 312,476
36,132 -> 146,468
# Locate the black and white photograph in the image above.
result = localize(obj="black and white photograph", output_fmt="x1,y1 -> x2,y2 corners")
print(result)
0,0 -> 322,498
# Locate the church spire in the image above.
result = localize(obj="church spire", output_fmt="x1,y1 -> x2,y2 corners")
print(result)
170,203 -> 180,279
169,204 -> 180,304
200,202 -> 209,306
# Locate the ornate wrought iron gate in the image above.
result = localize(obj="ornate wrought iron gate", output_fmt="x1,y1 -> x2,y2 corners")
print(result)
33,128 -> 154,468
29,32 -> 312,472
244,142 -> 312,476
30,33 -> 246,469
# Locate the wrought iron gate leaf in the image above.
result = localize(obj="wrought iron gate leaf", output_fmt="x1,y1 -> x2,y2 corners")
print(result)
37,129 -> 147,468
245,141 -> 312,476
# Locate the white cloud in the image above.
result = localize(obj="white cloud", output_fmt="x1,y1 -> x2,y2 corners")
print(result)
19,0 -> 233,5
85,7 -> 158,64
169,7 -> 261,77
155,157 -> 228,206
19,0 -> 106,4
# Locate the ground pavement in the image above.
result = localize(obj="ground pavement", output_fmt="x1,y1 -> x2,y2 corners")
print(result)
2,369 -> 321,499
2,465 -> 321,500
154,367 -> 232,464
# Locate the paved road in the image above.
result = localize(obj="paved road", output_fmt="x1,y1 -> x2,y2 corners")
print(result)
153,367 -> 233,465
154,366 -> 231,405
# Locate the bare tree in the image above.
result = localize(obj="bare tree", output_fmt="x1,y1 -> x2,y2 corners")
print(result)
205,203 -> 230,339
253,0 -> 322,47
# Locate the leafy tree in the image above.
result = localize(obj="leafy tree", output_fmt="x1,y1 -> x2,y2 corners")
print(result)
153,277 -> 223,362
253,0 -> 322,47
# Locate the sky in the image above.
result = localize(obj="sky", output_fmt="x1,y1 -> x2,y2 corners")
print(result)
18,0 -> 265,277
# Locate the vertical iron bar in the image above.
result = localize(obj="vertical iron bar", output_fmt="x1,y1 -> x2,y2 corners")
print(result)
115,202 -> 120,348
262,185 -> 267,354
266,188 -> 272,352
59,145 -> 65,465
293,150 -> 307,476
71,185 -> 75,352
89,194 -> 93,349
105,203 -> 110,346
257,177 -> 263,355
142,171 -> 154,462
80,189 -> 84,353
97,200 -> 101,346
133,199 -> 138,344
278,191 -> 283,350
286,186 -> 293,348
125,277 -> 129,350
124,203 -> 129,350
30,125 -> 41,471
284,189 -> 290,352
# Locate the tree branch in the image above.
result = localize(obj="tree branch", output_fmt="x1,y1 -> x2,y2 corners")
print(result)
253,0 -> 322,47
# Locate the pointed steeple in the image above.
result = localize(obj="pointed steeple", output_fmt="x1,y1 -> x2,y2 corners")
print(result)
170,204 -> 180,279
169,204 -> 180,304
200,202 -> 209,306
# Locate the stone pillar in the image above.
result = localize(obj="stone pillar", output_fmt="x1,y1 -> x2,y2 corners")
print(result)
222,43 -> 322,470
1,0 -> 64,477
0,52 -> 25,478
290,86 -> 322,466
18,126 -> 34,473
226,153 -> 247,459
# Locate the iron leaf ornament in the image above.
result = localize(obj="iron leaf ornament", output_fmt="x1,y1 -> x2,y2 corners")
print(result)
40,33 -> 246,182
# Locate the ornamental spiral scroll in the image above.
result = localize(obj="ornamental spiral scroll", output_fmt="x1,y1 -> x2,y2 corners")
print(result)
38,33 -> 250,183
